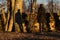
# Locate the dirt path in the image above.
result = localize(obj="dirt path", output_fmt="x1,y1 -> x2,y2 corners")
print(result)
0,32 -> 60,40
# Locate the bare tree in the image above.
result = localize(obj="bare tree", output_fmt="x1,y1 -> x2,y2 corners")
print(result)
26,0 -> 37,32
47,0 -> 56,31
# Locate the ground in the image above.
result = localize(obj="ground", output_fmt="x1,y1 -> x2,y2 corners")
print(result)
0,32 -> 60,40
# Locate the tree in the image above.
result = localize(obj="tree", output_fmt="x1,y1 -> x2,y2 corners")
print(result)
27,0 -> 37,32
5,0 -> 13,32
0,5 -> 6,32
47,0 -> 56,31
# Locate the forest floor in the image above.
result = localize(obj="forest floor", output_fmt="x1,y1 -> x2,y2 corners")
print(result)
0,32 -> 60,40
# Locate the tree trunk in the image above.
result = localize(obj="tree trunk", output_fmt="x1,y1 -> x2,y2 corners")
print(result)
28,0 -> 36,32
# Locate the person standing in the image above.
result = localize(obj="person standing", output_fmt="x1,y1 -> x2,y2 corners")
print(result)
37,4 -> 46,32
15,9 -> 23,32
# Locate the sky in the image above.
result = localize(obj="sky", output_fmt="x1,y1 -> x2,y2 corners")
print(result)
37,0 -> 48,4
0,0 -> 7,13
0,0 -> 60,12
24,0 -> 60,6
37,0 -> 60,5
0,0 -> 6,4
0,0 -> 60,4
